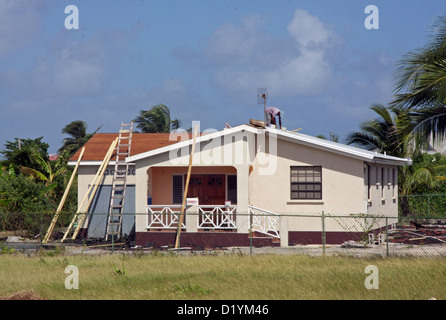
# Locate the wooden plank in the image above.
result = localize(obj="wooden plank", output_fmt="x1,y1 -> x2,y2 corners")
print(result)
42,147 -> 85,244
174,126 -> 199,249
72,137 -> 118,240
249,119 -> 265,127
61,138 -> 117,242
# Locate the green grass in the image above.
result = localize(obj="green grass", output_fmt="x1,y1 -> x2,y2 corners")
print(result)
0,251 -> 445,300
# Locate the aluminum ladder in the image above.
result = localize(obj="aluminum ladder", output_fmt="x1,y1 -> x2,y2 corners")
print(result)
105,122 -> 133,241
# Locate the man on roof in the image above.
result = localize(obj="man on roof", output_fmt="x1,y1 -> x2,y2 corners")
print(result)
265,106 -> 284,129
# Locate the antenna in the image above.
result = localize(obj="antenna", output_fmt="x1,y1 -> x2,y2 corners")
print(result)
257,88 -> 268,126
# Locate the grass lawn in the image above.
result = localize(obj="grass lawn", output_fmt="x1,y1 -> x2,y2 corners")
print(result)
0,250 -> 445,300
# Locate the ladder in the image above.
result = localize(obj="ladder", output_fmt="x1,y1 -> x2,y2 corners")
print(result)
105,122 -> 134,241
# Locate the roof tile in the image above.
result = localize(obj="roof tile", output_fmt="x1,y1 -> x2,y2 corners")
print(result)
70,133 -> 191,162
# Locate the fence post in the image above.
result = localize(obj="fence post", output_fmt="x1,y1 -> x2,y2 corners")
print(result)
249,212 -> 253,254
428,195 -> 430,219
111,217 -> 115,253
385,216 -> 389,257
321,211 -> 326,255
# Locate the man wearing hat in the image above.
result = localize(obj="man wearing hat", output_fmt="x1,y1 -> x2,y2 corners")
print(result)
265,106 -> 284,129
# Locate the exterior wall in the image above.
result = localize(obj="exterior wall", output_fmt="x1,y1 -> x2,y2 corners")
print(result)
249,138 -> 400,234
250,138 -> 366,215
149,166 -> 236,205
365,164 -> 399,217
77,164 -> 136,229
362,164 -> 400,236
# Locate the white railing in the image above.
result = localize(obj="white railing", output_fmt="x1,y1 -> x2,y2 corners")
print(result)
198,205 -> 237,229
147,204 -> 280,239
146,205 -> 185,229
146,204 -> 237,230
248,205 -> 280,239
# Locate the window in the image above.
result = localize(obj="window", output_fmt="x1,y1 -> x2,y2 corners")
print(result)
392,168 -> 397,198
290,166 -> 322,200
365,164 -> 371,200
381,167 -> 385,199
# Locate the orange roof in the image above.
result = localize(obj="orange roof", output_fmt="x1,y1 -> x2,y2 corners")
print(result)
70,132 -> 194,162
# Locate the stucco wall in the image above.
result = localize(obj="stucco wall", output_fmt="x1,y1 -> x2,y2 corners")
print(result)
250,138 -> 366,214
77,164 -> 137,207
77,164 -> 137,228
366,164 -> 398,217
149,166 -> 237,205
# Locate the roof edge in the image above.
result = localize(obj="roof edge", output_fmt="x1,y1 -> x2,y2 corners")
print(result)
125,124 -> 262,163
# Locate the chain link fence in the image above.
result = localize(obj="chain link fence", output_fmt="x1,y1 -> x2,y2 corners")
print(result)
1,209 -> 446,257
399,194 -> 446,218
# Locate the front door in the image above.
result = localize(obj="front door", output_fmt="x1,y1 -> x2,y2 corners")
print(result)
186,174 -> 225,205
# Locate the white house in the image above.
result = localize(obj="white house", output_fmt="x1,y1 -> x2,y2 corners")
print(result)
69,123 -> 411,248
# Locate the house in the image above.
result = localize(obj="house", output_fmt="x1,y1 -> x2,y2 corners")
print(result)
68,122 -> 411,248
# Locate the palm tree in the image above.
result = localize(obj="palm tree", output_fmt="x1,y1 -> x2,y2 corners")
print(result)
59,120 -> 102,157
345,104 -> 414,158
316,133 -> 340,142
134,104 -> 182,133
20,148 -> 69,187
0,137 -> 49,173
392,14 -> 446,144
346,104 -> 446,215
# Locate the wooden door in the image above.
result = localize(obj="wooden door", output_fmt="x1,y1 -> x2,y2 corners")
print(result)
205,174 -> 225,205
186,174 -> 205,202
186,174 -> 225,205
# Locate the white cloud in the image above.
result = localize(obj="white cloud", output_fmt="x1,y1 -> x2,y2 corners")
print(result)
287,9 -> 333,48
206,15 -> 265,65
206,9 -> 335,99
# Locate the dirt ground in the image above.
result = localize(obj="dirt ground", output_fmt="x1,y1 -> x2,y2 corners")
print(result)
0,290 -> 45,300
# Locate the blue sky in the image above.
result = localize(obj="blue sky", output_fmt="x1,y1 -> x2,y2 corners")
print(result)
1,0 -> 446,155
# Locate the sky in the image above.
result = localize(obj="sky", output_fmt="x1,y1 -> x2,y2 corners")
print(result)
1,0 -> 446,155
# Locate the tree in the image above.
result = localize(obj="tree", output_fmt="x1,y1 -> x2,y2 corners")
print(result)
0,137 -> 49,174
0,168 -> 56,233
392,14 -> 446,144
19,148 -> 69,189
134,104 -> 182,133
59,120 -> 102,157
0,191 -> 11,207
345,104 -> 446,215
316,133 -> 340,142
345,104 -> 414,158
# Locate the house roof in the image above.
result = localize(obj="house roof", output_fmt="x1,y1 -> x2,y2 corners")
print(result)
69,132 -> 193,164
273,127 -> 412,165
69,125 -> 412,166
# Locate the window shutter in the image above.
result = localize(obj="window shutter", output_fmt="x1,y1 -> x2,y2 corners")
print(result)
227,175 -> 237,204
172,175 -> 183,204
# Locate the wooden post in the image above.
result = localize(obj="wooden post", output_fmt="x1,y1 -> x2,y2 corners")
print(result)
43,147 -> 85,244
174,126 -> 199,249
72,137 -> 118,240
62,138 -> 118,242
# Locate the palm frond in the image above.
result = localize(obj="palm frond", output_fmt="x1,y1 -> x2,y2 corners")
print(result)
19,166 -> 48,182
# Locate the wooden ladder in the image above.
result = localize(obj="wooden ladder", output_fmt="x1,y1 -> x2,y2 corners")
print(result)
105,122 -> 134,242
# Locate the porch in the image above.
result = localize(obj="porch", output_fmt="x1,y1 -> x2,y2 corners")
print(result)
135,163 -> 283,247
